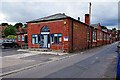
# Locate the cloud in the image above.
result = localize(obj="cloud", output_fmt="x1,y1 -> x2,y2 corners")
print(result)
1,2 -> 87,23
2,0 -> 119,2
91,2 -> 118,26
0,1 -> 119,29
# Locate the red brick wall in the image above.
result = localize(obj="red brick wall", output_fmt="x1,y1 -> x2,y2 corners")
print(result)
96,24 -> 102,46
106,33 -> 110,44
27,19 -> 69,52
86,27 -> 93,49
27,18 -> 88,52
89,27 -> 93,48
72,21 -> 87,51
104,32 -> 107,45
92,29 -> 97,47
16,34 -> 25,46
67,19 -> 73,52
85,14 -> 90,25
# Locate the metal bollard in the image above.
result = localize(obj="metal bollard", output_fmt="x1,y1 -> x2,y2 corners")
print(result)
116,51 -> 120,79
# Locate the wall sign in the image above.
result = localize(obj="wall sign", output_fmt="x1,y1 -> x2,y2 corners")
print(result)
54,34 -> 58,37
64,36 -> 68,41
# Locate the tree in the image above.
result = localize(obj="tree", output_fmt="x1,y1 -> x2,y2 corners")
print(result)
101,26 -> 107,29
14,23 -> 23,28
112,28 -> 116,31
4,25 -> 17,37
23,24 -> 27,28
1,23 -> 8,26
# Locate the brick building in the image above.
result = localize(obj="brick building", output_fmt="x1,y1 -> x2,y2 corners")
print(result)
116,30 -> 120,41
26,13 -> 89,52
94,23 -> 103,46
84,14 -> 93,49
111,29 -> 117,43
90,23 -> 112,47
16,13 -> 118,53
0,25 -> 7,38
0,26 -> 2,38
16,26 -> 28,47
90,23 -> 100,47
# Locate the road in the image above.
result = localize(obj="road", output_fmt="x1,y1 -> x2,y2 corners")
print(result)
3,42 -> 118,78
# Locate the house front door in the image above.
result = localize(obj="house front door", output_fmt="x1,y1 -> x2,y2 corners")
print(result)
40,26 -> 50,48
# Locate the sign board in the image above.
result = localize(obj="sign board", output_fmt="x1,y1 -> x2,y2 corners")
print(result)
41,32 -> 50,34
64,36 -> 68,41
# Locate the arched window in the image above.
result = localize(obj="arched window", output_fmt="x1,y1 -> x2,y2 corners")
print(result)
41,26 -> 50,32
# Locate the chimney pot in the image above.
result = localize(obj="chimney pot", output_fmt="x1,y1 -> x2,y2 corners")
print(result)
78,17 -> 80,21
63,13 -> 65,15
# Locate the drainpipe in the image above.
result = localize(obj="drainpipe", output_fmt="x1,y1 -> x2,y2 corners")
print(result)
91,28 -> 93,48
71,20 -> 74,52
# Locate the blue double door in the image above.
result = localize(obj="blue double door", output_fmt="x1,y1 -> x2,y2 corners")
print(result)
43,35 -> 48,48
40,34 -> 50,48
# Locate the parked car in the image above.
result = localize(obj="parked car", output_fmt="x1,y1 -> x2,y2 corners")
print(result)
0,39 -> 3,47
1,39 -> 18,49
117,42 -> 120,52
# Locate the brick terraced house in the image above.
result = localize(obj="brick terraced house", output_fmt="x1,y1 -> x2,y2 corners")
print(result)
91,23 -> 102,46
16,26 -> 28,47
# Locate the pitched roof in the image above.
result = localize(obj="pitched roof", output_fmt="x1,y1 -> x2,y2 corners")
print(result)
26,13 -> 90,27
27,13 -> 69,23
90,24 -> 99,29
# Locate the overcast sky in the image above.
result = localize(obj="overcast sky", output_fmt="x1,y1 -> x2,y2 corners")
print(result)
0,0 -> 119,29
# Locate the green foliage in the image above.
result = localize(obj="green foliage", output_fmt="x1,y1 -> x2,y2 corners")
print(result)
23,24 -> 27,28
1,23 -> 8,26
112,28 -> 116,31
101,26 -> 107,29
14,23 -> 23,28
6,35 -> 17,39
4,25 -> 17,37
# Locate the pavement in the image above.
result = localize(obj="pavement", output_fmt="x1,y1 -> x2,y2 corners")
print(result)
0,48 -> 71,77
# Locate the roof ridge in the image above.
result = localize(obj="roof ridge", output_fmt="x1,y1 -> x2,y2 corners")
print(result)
27,13 -> 68,23
41,13 -> 63,19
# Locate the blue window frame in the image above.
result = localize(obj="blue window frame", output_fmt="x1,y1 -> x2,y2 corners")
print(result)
22,35 -> 24,41
18,35 -> 20,41
51,33 -> 62,44
32,34 -> 38,44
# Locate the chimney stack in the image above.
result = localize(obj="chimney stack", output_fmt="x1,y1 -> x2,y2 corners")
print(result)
63,13 -> 65,15
85,2 -> 92,25
85,14 -> 90,25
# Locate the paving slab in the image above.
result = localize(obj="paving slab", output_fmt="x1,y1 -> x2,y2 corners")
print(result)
17,49 -> 68,55
0,57 -> 34,68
